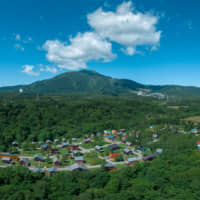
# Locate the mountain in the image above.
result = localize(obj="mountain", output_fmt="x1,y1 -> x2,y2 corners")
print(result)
1,69 -> 200,97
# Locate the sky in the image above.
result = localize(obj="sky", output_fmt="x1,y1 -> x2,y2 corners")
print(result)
0,0 -> 200,87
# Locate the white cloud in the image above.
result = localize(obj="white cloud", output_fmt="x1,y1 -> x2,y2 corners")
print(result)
43,32 -> 116,70
14,44 -> 24,51
21,65 -> 40,76
40,65 -> 58,74
16,34 -> 21,41
27,1 -> 162,75
87,1 -> 161,55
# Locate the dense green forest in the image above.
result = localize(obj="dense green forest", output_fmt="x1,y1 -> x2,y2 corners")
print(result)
0,96 -> 192,151
0,133 -> 199,200
1,96 -> 200,199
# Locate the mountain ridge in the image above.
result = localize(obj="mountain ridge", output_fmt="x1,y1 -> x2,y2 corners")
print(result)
1,69 -> 200,97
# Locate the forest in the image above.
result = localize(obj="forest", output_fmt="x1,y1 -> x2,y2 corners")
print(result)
1,96 -> 200,199
0,133 -> 199,200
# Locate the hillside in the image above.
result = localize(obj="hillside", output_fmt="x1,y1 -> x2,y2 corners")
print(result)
1,69 -> 200,97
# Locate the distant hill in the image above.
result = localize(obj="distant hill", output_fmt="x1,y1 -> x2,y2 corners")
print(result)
1,69 -> 200,97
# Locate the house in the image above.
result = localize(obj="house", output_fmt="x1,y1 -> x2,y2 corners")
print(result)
119,129 -> 126,133
95,145 -> 104,153
49,148 -> 59,155
53,158 -> 60,167
46,140 -> 52,144
75,156 -> 84,164
72,150 -> 80,156
126,142 -> 132,147
0,153 -> 19,162
19,158 -> 31,167
62,142 -> 69,148
152,134 -> 159,139
70,163 -> 88,171
34,155 -> 45,162
121,138 -> 126,144
34,168 -> 43,174
117,132 -> 122,137
1,157 -> 13,164
107,144 -> 119,151
90,134 -> 94,138
191,128 -> 198,134
112,130 -> 117,134
108,152 -> 120,159
104,163 -> 117,171
12,141 -> 19,147
150,125 -> 155,129
54,139 -> 59,144
156,148 -> 163,154
41,144 -> 50,151
126,157 -> 138,166
70,144 -> 79,151
82,138 -> 91,144
72,138 -> 77,142
104,135 -> 115,142
143,154 -> 157,161
49,167 -> 57,176
123,148 -> 133,155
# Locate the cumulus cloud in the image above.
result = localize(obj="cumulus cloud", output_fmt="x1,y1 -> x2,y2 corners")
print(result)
43,32 -> 116,70
21,65 -> 40,76
87,1 -> 161,55
23,1 -> 161,74
40,65 -> 58,74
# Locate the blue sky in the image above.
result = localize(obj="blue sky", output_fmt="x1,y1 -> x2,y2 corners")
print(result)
0,0 -> 200,86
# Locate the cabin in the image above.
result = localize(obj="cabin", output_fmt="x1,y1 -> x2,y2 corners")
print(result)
90,134 -> 94,138
119,129 -> 126,133
108,152 -> 120,159
49,167 -> 57,176
0,153 -> 19,162
126,157 -> 138,166
107,144 -> 119,151
19,158 -> 31,167
82,138 -> 91,144
104,163 -> 117,171
121,138 -> 126,144
70,144 -> 79,151
1,157 -> 13,164
34,155 -> 45,162
104,135 -> 115,142
54,139 -> 59,144
46,140 -> 53,144
70,163 -> 88,171
53,158 -> 61,167
112,130 -> 117,134
191,128 -> 198,134
49,148 -> 59,155
62,142 -> 69,148
152,134 -> 159,139
95,145 -> 104,153
34,168 -> 43,174
143,154 -> 157,161
41,144 -> 51,152
123,148 -> 133,156
156,148 -> 163,154
126,142 -> 132,147
75,156 -> 84,164
12,141 -> 19,147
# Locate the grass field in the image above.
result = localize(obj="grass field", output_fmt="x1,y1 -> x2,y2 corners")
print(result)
168,106 -> 189,110
183,116 -> 200,123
